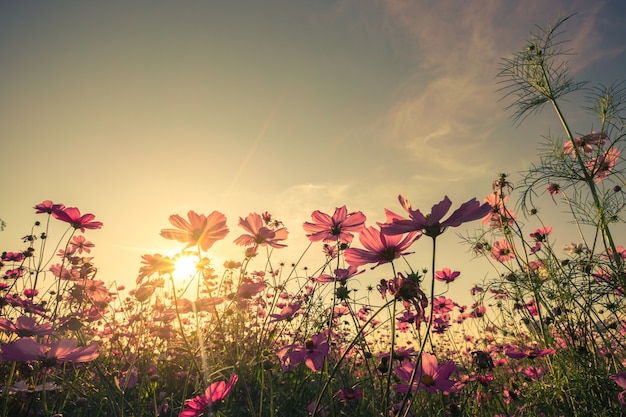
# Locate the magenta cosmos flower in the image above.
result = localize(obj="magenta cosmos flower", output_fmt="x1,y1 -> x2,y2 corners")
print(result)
180,374 -> 238,417
395,352 -> 456,394
0,316 -> 54,337
383,195 -> 492,238
160,211 -> 229,251
1,338 -> 99,365
34,200 -> 65,214
52,207 -> 103,232
277,331 -> 330,372
434,268 -> 461,283
303,206 -> 366,244
233,212 -> 288,248
344,225 -> 417,269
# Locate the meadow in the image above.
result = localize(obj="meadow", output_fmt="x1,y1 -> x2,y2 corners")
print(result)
1,16 -> 625,417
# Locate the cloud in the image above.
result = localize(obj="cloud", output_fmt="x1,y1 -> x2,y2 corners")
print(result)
376,0 -> 617,183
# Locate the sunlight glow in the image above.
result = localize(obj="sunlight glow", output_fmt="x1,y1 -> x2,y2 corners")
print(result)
173,254 -> 199,280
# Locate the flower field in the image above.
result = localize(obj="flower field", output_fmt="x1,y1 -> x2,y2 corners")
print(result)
1,16 -> 625,417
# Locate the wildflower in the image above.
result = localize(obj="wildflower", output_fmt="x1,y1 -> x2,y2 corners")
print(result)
34,200 -> 65,214
1,338 -> 99,364
432,296 -> 454,314
482,192 -> 516,229
504,345 -> 556,359
277,331 -> 330,372
547,183 -> 561,195
269,300 -> 302,322
160,211 -> 229,251
73,279 -> 111,303
69,235 -> 95,254
303,206 -> 366,244
234,212 -> 288,248
395,352 -> 456,394
491,239 -> 515,263
610,371 -> 626,408
336,388 -> 362,402
434,268 -> 460,283
563,131 -> 607,156
382,273 -> 428,318
52,207 -> 103,232
180,374 -> 238,417
344,225 -> 417,269
137,254 -> 175,283
383,195 -> 491,238
587,147 -> 620,182
315,265 -> 364,284
0,316 -> 54,337
530,226 -> 552,242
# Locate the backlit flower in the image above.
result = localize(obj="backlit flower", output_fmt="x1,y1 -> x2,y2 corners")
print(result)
587,147 -> 620,183
277,331 -> 330,372
52,207 -> 103,232
34,200 -> 65,214
491,239 -> 515,263
395,352 -> 456,394
434,268 -> 460,283
303,206 -> 366,244
0,316 -> 54,337
563,131 -> 607,156
180,374 -> 238,417
160,211 -> 229,251
234,213 -> 288,248
383,195 -> 491,238
1,338 -> 99,364
345,225 -> 417,269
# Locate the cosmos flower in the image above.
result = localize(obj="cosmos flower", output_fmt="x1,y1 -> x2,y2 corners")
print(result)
233,212 -> 288,248
587,147 -> 620,183
395,352 -> 456,394
434,268 -> 460,283
563,131 -> 607,156
491,239 -> 515,263
1,338 -> 99,364
315,265 -> 364,284
34,200 -> 65,214
160,211 -> 229,251
303,206 -> 366,244
179,374 -> 238,417
383,195 -> 491,238
277,331 -> 330,372
0,316 -> 54,337
52,207 -> 103,232
344,225 -> 417,269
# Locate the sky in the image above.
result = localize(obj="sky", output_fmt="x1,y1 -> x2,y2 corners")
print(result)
1,1 -> 626,303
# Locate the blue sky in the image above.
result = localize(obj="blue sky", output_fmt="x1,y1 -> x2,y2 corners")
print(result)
1,1 -> 625,301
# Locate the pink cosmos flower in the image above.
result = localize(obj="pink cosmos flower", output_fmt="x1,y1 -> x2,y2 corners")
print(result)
482,192 -> 516,229
1,338 -> 99,364
137,254 -> 176,283
34,200 -> 65,214
160,211 -> 229,251
432,296 -> 454,314
530,226 -> 552,242
610,371 -> 626,408
269,300 -> 302,322
344,225 -> 417,269
587,147 -> 620,182
547,183 -> 561,195
563,131 -> 607,156
434,268 -> 460,283
395,352 -> 456,394
180,374 -> 238,417
0,316 -> 54,337
383,195 -> 491,238
491,239 -> 515,263
233,213 -> 288,248
504,346 -> 556,359
52,207 -> 103,232
303,206 -> 366,244
315,265 -> 364,284
277,331 -> 330,372
336,388 -> 362,402
69,235 -> 95,254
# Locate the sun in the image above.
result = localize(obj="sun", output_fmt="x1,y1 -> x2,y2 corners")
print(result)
173,254 -> 199,280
